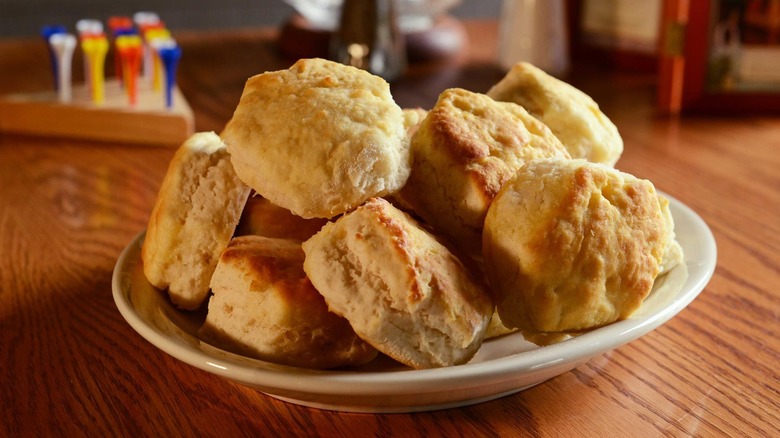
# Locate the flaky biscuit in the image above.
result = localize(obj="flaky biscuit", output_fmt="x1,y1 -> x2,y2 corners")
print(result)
487,62 -> 623,166
386,108 -> 429,213
399,88 -> 570,255
200,236 -> 377,369
302,198 -> 494,369
659,195 -> 684,275
483,159 -> 670,335
142,132 -> 251,310
222,58 -> 410,219
402,107 -> 428,138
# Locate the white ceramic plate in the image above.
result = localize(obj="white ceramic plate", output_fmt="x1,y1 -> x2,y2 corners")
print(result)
113,194 -> 716,413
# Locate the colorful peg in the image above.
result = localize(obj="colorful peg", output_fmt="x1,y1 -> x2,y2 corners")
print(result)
107,16 -> 133,38
140,23 -> 168,80
108,16 -> 134,83
149,37 -> 175,92
134,11 -> 161,78
116,35 -> 143,105
133,11 -> 160,28
81,35 -> 109,103
144,27 -> 170,42
76,20 -> 103,97
112,28 -> 138,86
159,45 -> 182,109
41,25 -> 67,90
48,33 -> 77,103
76,19 -> 103,36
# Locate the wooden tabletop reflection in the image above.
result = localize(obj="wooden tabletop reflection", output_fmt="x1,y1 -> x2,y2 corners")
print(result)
1,20 -> 778,437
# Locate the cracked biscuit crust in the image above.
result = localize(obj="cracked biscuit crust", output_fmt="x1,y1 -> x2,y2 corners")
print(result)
222,58 -> 409,219
483,158 -> 670,334
302,198 -> 494,369
400,88 -> 570,256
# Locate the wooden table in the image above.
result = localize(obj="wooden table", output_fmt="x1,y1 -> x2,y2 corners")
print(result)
1,20 -> 778,436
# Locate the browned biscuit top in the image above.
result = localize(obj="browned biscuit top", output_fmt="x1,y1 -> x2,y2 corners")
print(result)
487,62 -> 623,166
400,88 -> 570,255
221,58 -> 409,219
483,158 -> 670,334
302,197 -> 494,369
200,235 -> 378,369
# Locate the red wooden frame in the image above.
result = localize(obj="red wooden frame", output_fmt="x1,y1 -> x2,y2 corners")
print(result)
661,0 -> 780,114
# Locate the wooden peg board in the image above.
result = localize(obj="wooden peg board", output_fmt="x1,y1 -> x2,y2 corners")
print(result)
0,78 -> 194,146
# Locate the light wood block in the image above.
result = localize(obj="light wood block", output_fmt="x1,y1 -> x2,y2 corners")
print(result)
0,78 -> 194,146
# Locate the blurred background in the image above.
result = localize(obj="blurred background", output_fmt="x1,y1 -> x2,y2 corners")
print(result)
0,0 -> 501,38
2,0 -> 777,114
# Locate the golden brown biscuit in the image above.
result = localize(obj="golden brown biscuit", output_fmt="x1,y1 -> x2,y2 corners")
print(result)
488,62 -> 623,166
235,194 -> 327,242
199,236 -> 377,369
399,88 -> 570,255
658,195 -> 684,275
402,107 -> 428,138
386,108 -> 429,214
222,58 -> 410,219
142,132 -> 251,310
483,158 -> 670,336
302,198 -> 494,369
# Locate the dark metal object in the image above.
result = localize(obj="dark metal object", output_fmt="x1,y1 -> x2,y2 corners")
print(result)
329,0 -> 406,81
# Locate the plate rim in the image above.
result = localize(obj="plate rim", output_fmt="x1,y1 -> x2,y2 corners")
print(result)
112,192 -> 717,401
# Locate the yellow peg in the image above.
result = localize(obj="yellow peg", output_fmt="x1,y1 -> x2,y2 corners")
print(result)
81,35 -> 109,104
145,28 -> 172,91
149,36 -> 175,93
144,27 -> 170,41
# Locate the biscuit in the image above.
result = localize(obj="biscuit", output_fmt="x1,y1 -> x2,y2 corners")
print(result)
222,58 -> 410,219
483,158 -> 670,335
487,62 -> 623,166
142,132 -> 251,310
399,88 -> 570,255
199,236 -> 378,369
658,196 -> 684,275
387,108 -> 429,213
402,107 -> 428,138
302,198 -> 494,369
235,194 -> 327,242
484,310 -> 518,339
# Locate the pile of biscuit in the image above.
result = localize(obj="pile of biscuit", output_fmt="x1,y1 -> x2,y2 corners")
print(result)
142,59 -> 683,370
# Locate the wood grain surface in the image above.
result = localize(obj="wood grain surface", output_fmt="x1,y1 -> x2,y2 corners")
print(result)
1,20 -> 778,437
